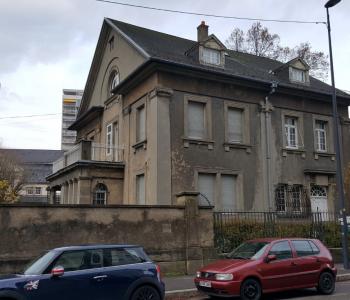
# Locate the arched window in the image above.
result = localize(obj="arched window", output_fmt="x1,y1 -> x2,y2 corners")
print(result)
93,183 -> 107,205
109,70 -> 119,96
310,186 -> 327,197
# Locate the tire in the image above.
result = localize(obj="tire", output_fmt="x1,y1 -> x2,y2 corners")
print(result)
317,271 -> 335,295
131,285 -> 160,300
240,278 -> 262,300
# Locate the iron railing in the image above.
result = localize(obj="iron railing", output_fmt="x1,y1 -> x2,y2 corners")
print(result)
213,210 -> 342,253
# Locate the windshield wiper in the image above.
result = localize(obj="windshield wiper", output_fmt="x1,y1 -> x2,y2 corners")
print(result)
229,255 -> 249,260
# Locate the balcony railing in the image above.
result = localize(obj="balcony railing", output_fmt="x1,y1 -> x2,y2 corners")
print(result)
52,141 -> 124,173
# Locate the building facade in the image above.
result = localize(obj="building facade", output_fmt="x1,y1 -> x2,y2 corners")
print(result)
0,149 -> 64,203
61,89 -> 83,151
47,19 -> 350,213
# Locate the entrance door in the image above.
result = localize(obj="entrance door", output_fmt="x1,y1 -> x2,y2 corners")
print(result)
310,186 -> 328,213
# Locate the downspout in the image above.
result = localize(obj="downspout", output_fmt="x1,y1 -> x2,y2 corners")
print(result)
264,82 -> 278,211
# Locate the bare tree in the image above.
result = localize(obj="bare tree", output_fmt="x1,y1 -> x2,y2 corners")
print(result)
225,22 -> 329,81
0,150 -> 25,203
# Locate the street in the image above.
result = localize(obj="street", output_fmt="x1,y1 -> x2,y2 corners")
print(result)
186,281 -> 350,300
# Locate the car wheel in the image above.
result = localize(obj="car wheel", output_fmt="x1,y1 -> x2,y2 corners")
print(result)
317,271 -> 335,295
240,278 -> 262,300
131,285 -> 160,300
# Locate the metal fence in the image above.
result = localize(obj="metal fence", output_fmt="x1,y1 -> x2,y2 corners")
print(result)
213,211 -> 342,253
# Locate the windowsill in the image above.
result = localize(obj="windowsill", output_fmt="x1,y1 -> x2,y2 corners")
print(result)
223,142 -> 252,154
132,140 -> 147,152
183,137 -> 214,150
282,148 -> 306,158
314,151 -> 335,161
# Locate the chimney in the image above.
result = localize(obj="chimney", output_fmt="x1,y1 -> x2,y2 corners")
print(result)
197,21 -> 209,42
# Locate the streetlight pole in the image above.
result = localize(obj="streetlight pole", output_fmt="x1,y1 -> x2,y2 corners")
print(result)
325,0 -> 349,269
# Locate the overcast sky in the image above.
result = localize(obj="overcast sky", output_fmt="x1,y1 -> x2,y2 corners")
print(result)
0,0 -> 349,150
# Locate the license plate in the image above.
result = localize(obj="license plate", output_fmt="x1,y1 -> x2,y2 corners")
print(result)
199,281 -> 211,288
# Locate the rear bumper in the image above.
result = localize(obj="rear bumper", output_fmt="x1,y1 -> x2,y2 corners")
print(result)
194,278 -> 240,297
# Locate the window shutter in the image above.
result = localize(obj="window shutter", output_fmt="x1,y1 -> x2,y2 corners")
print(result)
221,175 -> 236,210
198,173 -> 215,206
227,108 -> 243,143
188,101 -> 206,139
136,174 -> 145,204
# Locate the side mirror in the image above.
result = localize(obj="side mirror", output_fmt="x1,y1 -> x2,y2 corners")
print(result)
51,266 -> 64,277
265,254 -> 277,263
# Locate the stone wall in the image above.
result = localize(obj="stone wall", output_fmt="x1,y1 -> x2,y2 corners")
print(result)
0,201 -> 215,275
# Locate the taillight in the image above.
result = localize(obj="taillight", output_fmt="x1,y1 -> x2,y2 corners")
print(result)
156,264 -> 162,281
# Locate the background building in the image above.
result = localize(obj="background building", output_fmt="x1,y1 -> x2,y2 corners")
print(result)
61,89 -> 83,151
0,149 -> 64,203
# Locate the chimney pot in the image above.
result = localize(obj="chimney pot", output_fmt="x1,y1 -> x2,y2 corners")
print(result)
197,21 -> 209,42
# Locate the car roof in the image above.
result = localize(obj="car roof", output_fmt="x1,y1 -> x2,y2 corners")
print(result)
52,244 -> 141,251
247,238 -> 316,243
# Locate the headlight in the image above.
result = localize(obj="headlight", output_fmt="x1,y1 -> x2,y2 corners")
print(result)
196,271 -> 201,278
215,273 -> 234,281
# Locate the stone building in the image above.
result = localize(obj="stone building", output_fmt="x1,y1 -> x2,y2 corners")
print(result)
47,19 -> 350,213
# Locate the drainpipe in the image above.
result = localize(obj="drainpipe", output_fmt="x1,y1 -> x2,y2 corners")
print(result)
264,82 -> 278,211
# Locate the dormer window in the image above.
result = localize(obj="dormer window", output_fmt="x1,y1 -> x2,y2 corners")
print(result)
203,48 -> 221,65
290,68 -> 306,83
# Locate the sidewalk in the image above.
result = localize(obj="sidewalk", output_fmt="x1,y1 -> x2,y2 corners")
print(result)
164,264 -> 350,299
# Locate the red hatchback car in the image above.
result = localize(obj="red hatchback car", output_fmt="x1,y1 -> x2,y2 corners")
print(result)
195,238 -> 336,300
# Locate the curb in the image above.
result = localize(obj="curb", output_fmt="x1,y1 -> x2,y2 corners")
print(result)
165,274 -> 350,299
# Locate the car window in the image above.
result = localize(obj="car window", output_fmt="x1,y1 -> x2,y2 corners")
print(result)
104,248 -> 147,267
308,241 -> 320,254
268,241 -> 292,260
292,240 -> 314,257
24,251 -> 58,275
51,249 -> 103,272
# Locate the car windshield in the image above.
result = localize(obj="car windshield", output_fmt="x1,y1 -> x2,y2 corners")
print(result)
23,251 -> 57,275
227,241 -> 270,260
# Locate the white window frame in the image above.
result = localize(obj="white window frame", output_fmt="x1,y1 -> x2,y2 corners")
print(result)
106,123 -> 113,156
290,68 -> 306,83
285,116 -> 298,149
202,48 -> 221,66
315,120 -> 327,152
35,187 -> 42,195
109,71 -> 120,96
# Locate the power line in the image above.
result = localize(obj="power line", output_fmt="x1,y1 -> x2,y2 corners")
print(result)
96,0 -> 326,25
0,113 -> 61,120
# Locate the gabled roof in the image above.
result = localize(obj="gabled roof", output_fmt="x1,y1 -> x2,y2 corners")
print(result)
107,19 -> 350,100
274,57 -> 310,72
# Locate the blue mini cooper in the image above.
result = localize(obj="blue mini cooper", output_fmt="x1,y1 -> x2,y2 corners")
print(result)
0,244 -> 165,300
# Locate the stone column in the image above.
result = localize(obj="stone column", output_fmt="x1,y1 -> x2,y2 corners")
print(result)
176,191 -> 214,275
148,86 -> 173,205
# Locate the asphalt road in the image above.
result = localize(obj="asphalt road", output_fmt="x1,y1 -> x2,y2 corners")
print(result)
188,281 -> 350,300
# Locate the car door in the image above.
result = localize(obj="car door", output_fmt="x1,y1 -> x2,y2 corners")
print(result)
91,247 -> 153,300
28,249 -> 104,300
290,240 -> 322,286
259,240 -> 298,291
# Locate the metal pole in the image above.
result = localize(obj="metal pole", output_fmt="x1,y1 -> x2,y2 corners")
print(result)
326,7 -> 349,269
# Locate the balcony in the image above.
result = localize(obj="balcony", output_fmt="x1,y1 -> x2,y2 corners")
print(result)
52,141 -> 124,173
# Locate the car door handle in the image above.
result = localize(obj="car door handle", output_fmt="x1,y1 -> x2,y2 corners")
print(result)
93,275 -> 108,281
291,262 -> 297,266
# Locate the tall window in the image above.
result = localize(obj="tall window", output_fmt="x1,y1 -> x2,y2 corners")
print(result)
203,48 -> 221,65
136,105 -> 146,142
290,68 -> 306,83
198,173 -> 216,206
221,175 -> 237,210
275,185 -> 286,212
188,101 -> 206,139
227,108 -> 243,143
106,124 -> 113,155
93,184 -> 107,205
136,174 -> 145,204
315,120 -> 327,152
290,185 -> 302,212
285,116 -> 298,149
